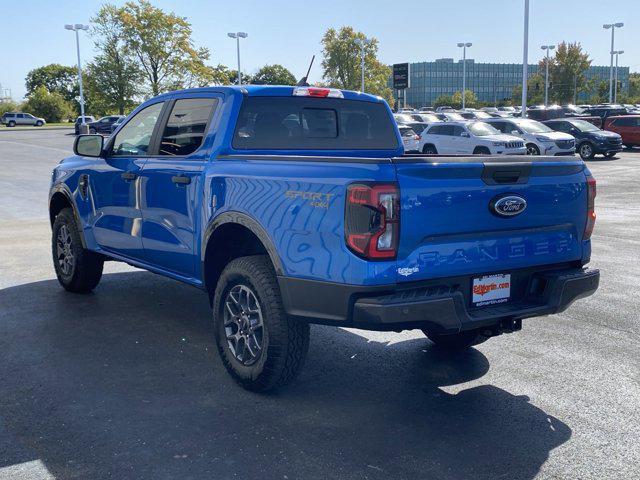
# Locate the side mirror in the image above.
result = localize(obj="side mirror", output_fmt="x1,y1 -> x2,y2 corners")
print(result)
511,130 -> 520,135
74,134 -> 104,158
460,131 -> 470,137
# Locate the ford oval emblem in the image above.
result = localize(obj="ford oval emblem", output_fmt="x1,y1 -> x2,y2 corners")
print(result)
490,195 -> 527,217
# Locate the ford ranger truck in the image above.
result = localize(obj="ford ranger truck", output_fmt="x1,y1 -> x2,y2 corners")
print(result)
49,86 -> 600,392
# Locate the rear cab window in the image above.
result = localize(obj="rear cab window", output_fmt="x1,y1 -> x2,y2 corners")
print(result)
232,97 -> 398,150
159,98 -> 218,156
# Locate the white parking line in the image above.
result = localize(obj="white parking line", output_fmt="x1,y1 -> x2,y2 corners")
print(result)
0,140 -> 70,154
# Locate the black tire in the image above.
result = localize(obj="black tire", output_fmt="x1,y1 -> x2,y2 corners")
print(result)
578,142 -> 595,160
423,330 -> 488,350
52,208 -> 104,293
35,121 -> 43,127
213,255 -> 309,392
624,144 -> 634,149
8,121 -> 15,127
473,146 -> 490,155
422,144 -> 438,154
526,143 -> 540,155
89,127 -> 97,134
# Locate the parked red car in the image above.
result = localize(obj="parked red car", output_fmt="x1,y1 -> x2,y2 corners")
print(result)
604,115 -> 640,148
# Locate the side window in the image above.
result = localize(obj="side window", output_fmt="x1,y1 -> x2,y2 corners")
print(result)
428,125 -> 441,135
159,98 -> 218,156
451,125 -> 465,136
440,125 -> 454,136
492,122 -> 507,133
112,102 -> 164,156
17,114 -> 24,118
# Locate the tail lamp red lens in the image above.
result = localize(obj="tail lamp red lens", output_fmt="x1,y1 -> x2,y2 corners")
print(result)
345,183 -> 399,259
584,175 -> 596,240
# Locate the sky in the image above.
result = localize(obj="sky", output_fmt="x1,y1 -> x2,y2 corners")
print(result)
1,0 -> 638,100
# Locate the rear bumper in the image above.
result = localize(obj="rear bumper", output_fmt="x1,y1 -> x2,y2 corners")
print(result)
278,265 -> 599,334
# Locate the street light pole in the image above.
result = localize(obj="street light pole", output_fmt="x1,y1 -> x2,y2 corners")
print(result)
541,45 -> 555,107
613,50 -> 624,103
227,32 -> 248,85
356,38 -> 371,93
65,23 -> 89,128
603,23 -> 623,103
457,42 -> 472,109
521,0 -> 529,117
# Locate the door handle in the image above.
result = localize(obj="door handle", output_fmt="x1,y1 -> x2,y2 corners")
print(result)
171,175 -> 191,185
121,172 -> 137,181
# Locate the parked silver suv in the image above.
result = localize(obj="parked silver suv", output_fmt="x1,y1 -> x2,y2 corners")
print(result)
1,112 -> 46,127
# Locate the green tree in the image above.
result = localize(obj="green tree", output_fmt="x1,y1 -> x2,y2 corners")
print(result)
88,4 -> 143,114
543,42 -> 591,104
628,72 -> 640,102
25,64 -> 78,104
433,95 -> 454,108
320,26 -> 393,105
252,64 -> 296,85
512,73 -> 545,105
452,90 -> 478,109
22,86 -> 74,122
0,100 -> 21,116
100,0 -> 215,96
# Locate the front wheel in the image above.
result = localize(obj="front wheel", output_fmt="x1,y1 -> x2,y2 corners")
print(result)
213,255 -> 309,392
526,143 -> 540,155
473,146 -> 491,155
423,330 -> 488,350
52,208 -> 104,293
89,127 -> 97,134
7,121 -> 15,127
36,121 -> 43,127
578,142 -> 595,160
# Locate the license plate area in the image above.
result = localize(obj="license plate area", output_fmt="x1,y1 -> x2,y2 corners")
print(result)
472,273 -> 511,307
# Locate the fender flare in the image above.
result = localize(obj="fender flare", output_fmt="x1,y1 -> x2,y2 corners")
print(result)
201,211 -> 284,278
49,184 -> 87,248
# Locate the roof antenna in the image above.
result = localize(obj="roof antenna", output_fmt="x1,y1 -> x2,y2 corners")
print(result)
296,55 -> 315,86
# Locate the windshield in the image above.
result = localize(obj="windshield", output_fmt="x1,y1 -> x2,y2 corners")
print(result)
517,120 -> 553,134
444,113 -> 464,121
394,114 -> 414,123
468,122 -> 500,136
418,114 -> 439,123
570,120 -> 600,132
474,111 -> 492,119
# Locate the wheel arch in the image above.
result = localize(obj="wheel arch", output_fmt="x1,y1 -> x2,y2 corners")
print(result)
49,186 -> 87,248
201,211 -> 284,299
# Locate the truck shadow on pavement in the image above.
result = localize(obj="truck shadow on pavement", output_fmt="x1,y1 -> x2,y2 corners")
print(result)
0,271 -> 571,480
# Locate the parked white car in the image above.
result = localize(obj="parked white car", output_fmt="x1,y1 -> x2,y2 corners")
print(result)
485,118 -> 575,155
398,124 -> 420,153
419,121 -> 526,155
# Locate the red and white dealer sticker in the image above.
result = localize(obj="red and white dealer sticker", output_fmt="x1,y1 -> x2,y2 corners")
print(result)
472,274 -> 511,307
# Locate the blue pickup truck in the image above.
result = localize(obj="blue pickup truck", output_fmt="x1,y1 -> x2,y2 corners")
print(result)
49,85 -> 599,391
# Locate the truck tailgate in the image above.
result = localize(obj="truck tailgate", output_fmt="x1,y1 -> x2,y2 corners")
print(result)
393,156 -> 588,283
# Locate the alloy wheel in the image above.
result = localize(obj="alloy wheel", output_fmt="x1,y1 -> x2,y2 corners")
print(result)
56,224 -> 75,276
223,284 -> 264,366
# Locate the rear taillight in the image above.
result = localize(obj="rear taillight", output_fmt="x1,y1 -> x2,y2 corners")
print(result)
345,183 -> 399,259
584,175 -> 596,240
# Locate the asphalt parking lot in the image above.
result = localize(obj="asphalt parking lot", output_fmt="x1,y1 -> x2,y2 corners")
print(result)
0,129 -> 638,480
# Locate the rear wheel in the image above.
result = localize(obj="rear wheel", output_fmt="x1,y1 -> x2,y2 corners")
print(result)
89,127 -> 97,134
423,330 -> 488,350
7,121 -> 15,127
422,144 -> 438,154
213,255 -> 309,392
578,142 -> 595,160
526,143 -> 540,155
473,146 -> 491,155
52,208 -> 104,293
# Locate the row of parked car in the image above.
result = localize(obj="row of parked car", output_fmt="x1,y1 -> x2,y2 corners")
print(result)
395,104 -> 638,160
74,115 -> 125,135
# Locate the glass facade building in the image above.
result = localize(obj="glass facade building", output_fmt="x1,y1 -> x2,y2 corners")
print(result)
394,58 -> 629,107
